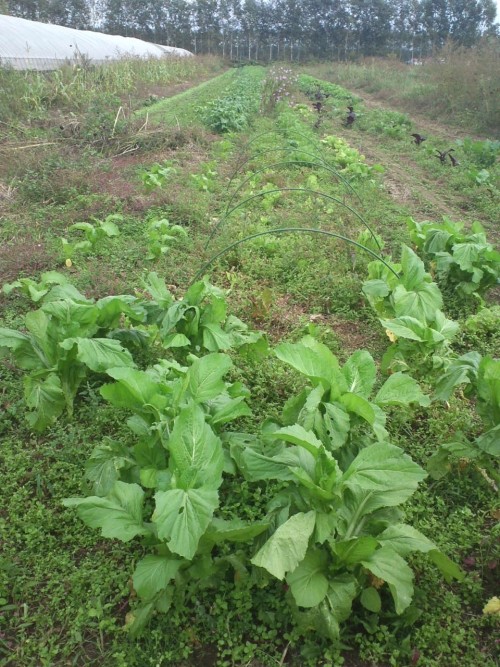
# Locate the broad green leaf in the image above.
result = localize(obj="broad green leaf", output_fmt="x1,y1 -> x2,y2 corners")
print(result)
132,555 -> 183,601
372,404 -> 388,441
100,219 -> 121,236
142,272 -> 174,308
168,403 -> 224,488
295,600 -> 340,640
360,587 -> 381,612
44,284 -> 91,303
153,487 -> 219,559
299,384 -> 325,431
475,425 -> 500,456
251,511 -> 316,580
100,367 -> 163,410
24,310 -> 55,361
236,447 -> 298,482
275,338 -> 341,388
427,550 -> 465,583
282,389 -> 308,426
340,393 -> 375,424
41,301 -> 99,331
24,373 -> 66,431
161,333 -> 190,348
269,424 -> 323,457
433,310 -> 459,342
325,573 -> 358,623
63,481 -> 148,542
159,301 -> 190,336
323,402 -> 350,450
0,328 -> 32,350
434,352 -> 481,401
209,395 -> 252,426
200,296 -> 227,325
60,338 -> 135,373
400,245 -> 426,290
314,512 -> 338,544
301,337 -> 347,388
427,439 -> 481,479
342,443 -> 426,503
202,322 -> 234,351
0,328 -> 42,370
96,295 -> 146,326
362,278 -> 391,298
452,242 -> 486,271
205,518 -> 270,543
337,488 -> 403,535
478,357 -> 500,426
380,316 -> 426,341
333,537 -> 378,565
124,602 -> 154,638
287,550 -> 329,607
423,230 -> 452,254
362,546 -> 414,614
377,524 -> 435,556
85,440 -> 134,496
342,350 -> 376,397
392,283 -> 442,323
187,353 -> 233,402
375,373 -> 430,407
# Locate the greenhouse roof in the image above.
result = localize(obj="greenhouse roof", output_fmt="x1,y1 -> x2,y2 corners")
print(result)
0,14 -> 192,70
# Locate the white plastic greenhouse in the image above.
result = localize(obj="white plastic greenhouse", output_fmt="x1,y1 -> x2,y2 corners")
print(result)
0,14 -> 192,70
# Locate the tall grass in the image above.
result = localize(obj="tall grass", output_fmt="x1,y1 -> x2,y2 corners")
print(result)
0,55 -> 224,128
307,39 -> 500,136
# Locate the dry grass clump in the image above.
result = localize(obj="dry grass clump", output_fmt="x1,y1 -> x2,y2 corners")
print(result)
424,39 -> 499,134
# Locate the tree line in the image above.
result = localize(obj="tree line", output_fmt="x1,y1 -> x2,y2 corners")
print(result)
5,0 -> 499,60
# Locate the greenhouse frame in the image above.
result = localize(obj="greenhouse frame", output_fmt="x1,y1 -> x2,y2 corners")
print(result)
0,14 -> 192,70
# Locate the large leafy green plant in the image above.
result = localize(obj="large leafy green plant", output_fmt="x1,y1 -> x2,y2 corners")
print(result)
429,353 -> 500,486
226,342 -> 460,639
407,218 -> 500,300
0,284 -> 144,430
64,352 -> 267,635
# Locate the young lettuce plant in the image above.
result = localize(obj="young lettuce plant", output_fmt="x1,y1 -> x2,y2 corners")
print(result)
429,353 -> 500,487
145,217 -> 188,260
228,342 -> 461,640
60,214 -> 122,263
140,273 -> 267,357
362,245 -> 459,376
140,162 -> 177,192
64,352 -> 267,636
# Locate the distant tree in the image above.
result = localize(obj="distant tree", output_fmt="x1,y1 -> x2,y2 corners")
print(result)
447,0 -> 497,46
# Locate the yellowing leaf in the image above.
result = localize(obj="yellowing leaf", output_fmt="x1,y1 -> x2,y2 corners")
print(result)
124,612 -> 135,628
385,329 -> 397,342
65,258 -> 72,267
370,574 -> 385,589
483,597 -> 500,616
